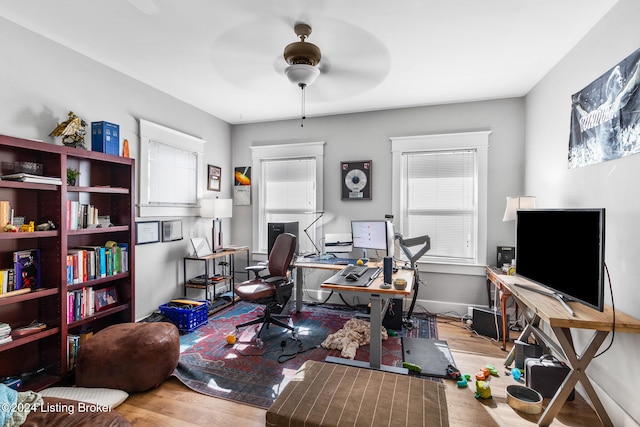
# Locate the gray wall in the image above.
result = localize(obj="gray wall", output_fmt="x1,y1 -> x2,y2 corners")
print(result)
0,18 -> 232,319
525,0 -> 640,424
231,99 -> 526,314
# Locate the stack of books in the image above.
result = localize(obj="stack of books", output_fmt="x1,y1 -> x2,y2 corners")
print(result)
0,173 -> 62,185
0,321 -> 12,345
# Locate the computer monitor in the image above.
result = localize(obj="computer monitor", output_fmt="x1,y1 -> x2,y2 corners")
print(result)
351,220 -> 393,258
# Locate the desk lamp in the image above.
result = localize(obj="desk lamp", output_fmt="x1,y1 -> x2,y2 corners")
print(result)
303,211 -> 324,256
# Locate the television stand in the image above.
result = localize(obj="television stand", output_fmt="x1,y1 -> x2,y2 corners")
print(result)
512,282 -> 575,317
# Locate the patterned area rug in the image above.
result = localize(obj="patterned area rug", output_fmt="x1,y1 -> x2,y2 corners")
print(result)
172,301 -> 437,409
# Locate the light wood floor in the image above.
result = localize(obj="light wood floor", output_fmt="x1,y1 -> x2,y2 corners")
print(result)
115,315 -> 603,426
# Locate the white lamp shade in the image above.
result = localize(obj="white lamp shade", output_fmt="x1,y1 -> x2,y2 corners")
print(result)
213,198 -> 233,219
285,64 -> 320,87
200,198 -> 215,218
502,196 -> 536,222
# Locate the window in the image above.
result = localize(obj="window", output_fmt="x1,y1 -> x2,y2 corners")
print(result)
251,142 -> 325,254
139,119 -> 205,217
391,132 -> 489,265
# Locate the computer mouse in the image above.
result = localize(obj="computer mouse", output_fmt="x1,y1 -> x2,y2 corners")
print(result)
345,273 -> 359,281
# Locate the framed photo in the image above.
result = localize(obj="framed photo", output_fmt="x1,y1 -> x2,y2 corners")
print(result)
162,219 -> 183,242
207,165 -> 221,191
95,286 -> 118,312
135,221 -> 160,245
341,160 -> 372,200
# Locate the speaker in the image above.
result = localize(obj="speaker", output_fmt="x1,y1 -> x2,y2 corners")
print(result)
383,256 -> 392,284
267,222 -> 299,255
497,246 -> 515,267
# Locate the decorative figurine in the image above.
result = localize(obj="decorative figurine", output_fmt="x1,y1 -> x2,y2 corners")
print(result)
50,111 -> 87,148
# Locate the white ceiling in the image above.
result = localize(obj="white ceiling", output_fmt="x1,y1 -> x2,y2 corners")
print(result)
0,0 -> 618,124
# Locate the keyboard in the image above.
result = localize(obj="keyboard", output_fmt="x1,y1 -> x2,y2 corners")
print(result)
340,265 -> 368,277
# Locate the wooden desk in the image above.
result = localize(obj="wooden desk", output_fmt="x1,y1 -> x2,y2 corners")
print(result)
485,266 -> 516,350
293,258 -> 414,373
496,274 -> 640,427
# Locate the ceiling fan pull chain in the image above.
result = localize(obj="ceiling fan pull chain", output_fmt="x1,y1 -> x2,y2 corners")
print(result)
300,83 -> 306,127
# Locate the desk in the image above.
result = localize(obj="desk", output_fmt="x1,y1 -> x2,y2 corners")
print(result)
495,273 -> 640,427
485,266 -> 516,350
293,258 -> 414,373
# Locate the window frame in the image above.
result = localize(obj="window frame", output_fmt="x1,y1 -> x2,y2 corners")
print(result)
391,131 -> 490,268
250,142 -> 325,255
138,119 -> 205,217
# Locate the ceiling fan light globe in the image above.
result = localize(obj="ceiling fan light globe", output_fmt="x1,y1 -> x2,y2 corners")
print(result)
285,64 -> 320,87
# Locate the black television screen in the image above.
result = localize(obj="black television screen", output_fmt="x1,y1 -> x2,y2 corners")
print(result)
515,208 -> 605,312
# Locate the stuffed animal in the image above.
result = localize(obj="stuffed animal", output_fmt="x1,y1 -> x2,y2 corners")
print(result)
321,318 -> 388,359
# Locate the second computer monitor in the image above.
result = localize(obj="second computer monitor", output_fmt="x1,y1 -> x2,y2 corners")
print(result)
351,220 -> 391,258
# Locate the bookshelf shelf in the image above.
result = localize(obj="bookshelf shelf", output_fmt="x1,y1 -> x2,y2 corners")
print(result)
0,134 -> 135,391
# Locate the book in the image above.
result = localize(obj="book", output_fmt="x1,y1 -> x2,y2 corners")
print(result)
0,173 -> 62,185
13,249 -> 41,290
0,200 -> 10,228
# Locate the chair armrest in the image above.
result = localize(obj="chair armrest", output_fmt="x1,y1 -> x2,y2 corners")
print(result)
245,265 -> 267,279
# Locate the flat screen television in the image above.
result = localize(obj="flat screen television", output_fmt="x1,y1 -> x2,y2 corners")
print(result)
351,220 -> 394,258
515,208 -> 606,312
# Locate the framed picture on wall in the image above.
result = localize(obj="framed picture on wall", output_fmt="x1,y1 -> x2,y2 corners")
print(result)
341,160 -> 372,200
208,165 -> 221,191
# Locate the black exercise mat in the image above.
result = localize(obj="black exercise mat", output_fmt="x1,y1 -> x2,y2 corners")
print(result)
401,337 -> 456,378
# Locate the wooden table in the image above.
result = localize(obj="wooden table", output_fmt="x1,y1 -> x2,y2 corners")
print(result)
293,258 -> 414,373
486,266 -> 516,350
496,273 -> 640,427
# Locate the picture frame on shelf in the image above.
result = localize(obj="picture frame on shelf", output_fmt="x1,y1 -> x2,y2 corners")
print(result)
135,221 -> 160,244
95,286 -> 118,312
207,164 -> 221,191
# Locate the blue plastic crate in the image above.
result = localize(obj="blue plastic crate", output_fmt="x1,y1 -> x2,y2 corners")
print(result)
91,121 -> 120,155
159,300 -> 208,333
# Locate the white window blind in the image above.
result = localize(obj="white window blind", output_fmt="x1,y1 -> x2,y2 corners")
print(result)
148,140 -> 198,206
405,150 -> 477,262
251,141 -> 325,255
391,131 -> 489,266
260,157 -> 316,253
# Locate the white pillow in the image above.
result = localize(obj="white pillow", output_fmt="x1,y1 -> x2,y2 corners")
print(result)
39,387 -> 128,408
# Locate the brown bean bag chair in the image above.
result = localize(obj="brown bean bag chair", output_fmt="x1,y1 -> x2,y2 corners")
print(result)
75,322 -> 179,392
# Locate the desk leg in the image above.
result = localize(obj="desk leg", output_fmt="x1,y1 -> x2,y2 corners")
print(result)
295,267 -> 303,312
535,327 -> 612,427
500,291 -> 508,351
325,294 -> 408,375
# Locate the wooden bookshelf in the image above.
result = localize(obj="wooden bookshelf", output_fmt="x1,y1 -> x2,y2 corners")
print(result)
0,134 -> 135,391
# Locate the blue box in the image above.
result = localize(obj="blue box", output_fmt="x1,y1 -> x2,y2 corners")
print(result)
91,121 -> 120,155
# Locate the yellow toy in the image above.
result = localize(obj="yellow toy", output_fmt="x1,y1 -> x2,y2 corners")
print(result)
19,221 -> 35,232
475,380 -> 492,399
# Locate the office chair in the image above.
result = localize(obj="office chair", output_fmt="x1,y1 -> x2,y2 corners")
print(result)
235,233 -> 297,339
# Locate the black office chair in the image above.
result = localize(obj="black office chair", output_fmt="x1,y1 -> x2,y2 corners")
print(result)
235,233 -> 297,339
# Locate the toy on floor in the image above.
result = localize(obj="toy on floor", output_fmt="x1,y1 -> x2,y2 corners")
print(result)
226,333 -> 236,345
457,374 -> 471,388
475,380 -> 492,399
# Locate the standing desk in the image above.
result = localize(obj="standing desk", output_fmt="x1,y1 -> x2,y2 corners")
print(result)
496,273 -> 640,427
293,258 -> 414,374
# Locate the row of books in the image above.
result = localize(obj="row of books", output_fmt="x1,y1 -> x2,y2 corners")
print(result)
1,249 -> 41,294
67,244 -> 128,285
0,321 -> 11,345
67,200 -> 99,230
67,288 -> 95,323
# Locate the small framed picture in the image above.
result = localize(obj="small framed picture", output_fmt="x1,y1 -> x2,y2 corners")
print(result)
135,221 -> 160,245
95,286 -> 119,312
162,219 -> 183,242
208,165 -> 221,191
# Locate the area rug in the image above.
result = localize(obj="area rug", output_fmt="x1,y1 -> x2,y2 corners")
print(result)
172,301 -> 437,409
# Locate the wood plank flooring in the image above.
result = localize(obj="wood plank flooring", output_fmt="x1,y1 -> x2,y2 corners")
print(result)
115,315 -> 603,426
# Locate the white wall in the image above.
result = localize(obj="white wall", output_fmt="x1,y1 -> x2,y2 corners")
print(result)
231,99 -> 526,315
0,18 -> 232,319
525,0 -> 640,424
